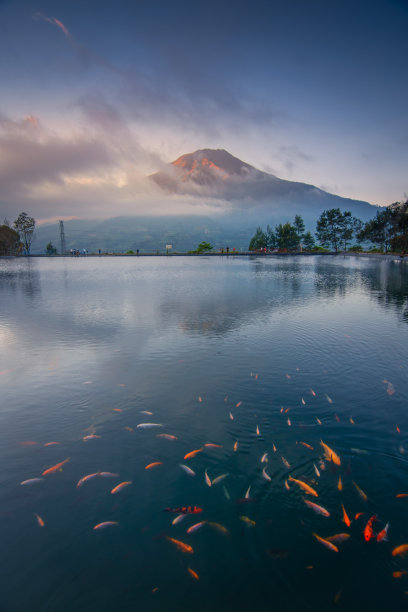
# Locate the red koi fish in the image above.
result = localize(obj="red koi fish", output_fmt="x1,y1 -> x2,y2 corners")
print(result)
164,506 -> 202,514
376,522 -> 389,542
364,515 -> 377,542
42,458 -> 70,476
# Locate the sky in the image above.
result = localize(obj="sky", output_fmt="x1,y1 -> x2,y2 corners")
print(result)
0,0 -> 407,223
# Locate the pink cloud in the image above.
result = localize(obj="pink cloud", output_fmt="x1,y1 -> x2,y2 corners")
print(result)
33,12 -> 72,40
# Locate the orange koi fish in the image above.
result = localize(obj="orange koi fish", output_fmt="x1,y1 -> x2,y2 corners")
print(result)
350,417 -> 355,425
206,521 -> 229,535
341,503 -> 351,527
236,401 -> 242,408
233,440 -> 238,452
363,515 -> 377,541
396,493 -> 408,498
204,469 -> 212,487
198,396 -> 203,403
298,442 -> 314,450
376,522 -> 389,542
256,425 -> 260,435
229,412 -> 234,420
187,567 -> 199,580
184,448 -> 203,460
355,512 -> 364,520
157,434 -> 177,440
320,440 -> 341,466
44,442 -> 60,446
164,506 -> 202,514
337,476 -> 343,491
166,536 -> 194,554
352,480 -> 368,502
393,571 -> 408,578
112,408 -> 122,412
262,467 -> 272,482
312,533 -> 338,552
42,458 -> 70,476
204,443 -> 223,448
145,462 -> 162,470
304,500 -> 330,516
316,417 -> 322,425
76,473 -> 99,488
325,533 -> 350,544
93,521 -> 119,530
272,443 -> 277,453
287,418 -> 291,427
392,544 -> 408,557
288,476 -> 318,497
310,389 -> 316,396
111,481 -> 132,494
34,513 -> 44,527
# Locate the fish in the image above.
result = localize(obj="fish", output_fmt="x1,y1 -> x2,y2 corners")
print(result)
211,473 -> 228,485
376,522 -> 389,542
34,513 -> 45,527
42,458 -> 70,476
245,486 -> 251,499
240,516 -> 256,526
355,512 -> 364,520
313,464 -> 321,478
140,411 -> 153,415
198,396 -> 203,403
363,515 -> 377,541
112,408 -> 122,412
262,467 -> 272,482
98,472 -> 119,478
312,532 -> 338,552
310,389 -> 316,396
298,442 -> 314,450
157,434 -> 177,440
82,434 -> 101,441
20,478 -> 44,486
187,521 -> 206,534
301,398 -> 306,405
111,481 -> 132,494
320,440 -> 341,466
123,426 -> 134,432
93,521 -> 119,530
204,443 -> 223,448
179,464 -> 196,476
284,480 -> 290,490
288,476 -> 318,497
164,506 -> 202,514
187,567 -> 199,580
137,423 -> 163,428
172,514 -> 186,525
396,493 -> 408,498
236,401 -> 242,408
207,521 -> 229,535
325,533 -> 351,544
233,441 -> 238,452
304,500 -> 330,516
316,418 -> 322,425
256,425 -> 260,435
287,418 -> 291,426
393,571 -> 408,578
352,480 -> 368,502
392,544 -> 408,557
204,469 -> 212,487
350,417 -> 355,425
281,456 -> 291,469
337,476 -> 343,491
76,473 -> 99,488
229,412 -> 234,420
166,536 -> 193,554
145,462 -> 163,470
44,442 -> 60,446
272,444 -> 277,453
184,448 -> 203,460
223,486 -> 230,500
261,453 -> 268,463
325,394 -> 333,404
341,504 -> 351,527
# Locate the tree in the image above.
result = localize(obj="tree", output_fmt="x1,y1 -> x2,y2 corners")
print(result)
339,211 -> 363,251
0,225 -> 22,255
358,200 -> 408,252
196,241 -> 213,253
13,212 -> 36,255
45,242 -> 57,255
248,227 -> 267,251
316,208 -> 346,252
265,225 -> 277,250
275,222 -> 299,250
302,231 -> 315,250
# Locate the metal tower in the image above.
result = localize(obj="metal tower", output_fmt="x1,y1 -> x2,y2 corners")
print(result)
59,220 -> 66,255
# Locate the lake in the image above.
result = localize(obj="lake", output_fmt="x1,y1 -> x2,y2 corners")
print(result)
1,254 -> 408,611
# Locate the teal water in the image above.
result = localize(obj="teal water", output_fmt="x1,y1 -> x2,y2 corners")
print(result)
0,255 -> 408,611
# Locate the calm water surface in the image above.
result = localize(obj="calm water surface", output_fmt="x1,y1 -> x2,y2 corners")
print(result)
1,255 -> 408,611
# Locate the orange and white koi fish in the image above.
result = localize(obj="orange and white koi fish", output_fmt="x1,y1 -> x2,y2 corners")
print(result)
44,442 -> 60,446
256,425 -> 260,435
287,418 -> 291,427
233,440 -> 238,452
325,533 -> 350,544
301,398 -> 306,405
157,434 -> 177,440
204,443 -> 223,448
42,458 -> 70,476
262,467 -> 272,482
320,440 -> 341,466
281,456 -> 291,469
76,473 -> 99,488
83,434 -> 101,441
288,476 -> 318,497
140,411 -> 153,415
304,500 -> 330,516
229,412 -> 234,420
184,448 -> 203,460
341,503 -> 351,527
316,417 -> 322,425
166,536 -> 194,554
20,478 -> 44,485
34,513 -> 44,527
236,401 -> 242,408
93,521 -> 119,530
172,514 -> 186,525
363,515 -> 377,541
111,481 -> 132,494
187,567 -> 199,580
145,462 -> 163,470
376,522 -> 389,542
352,480 -> 368,502
337,476 -> 343,491
312,533 -> 338,552
392,544 -> 408,557
187,521 -> 206,534
261,452 -> 268,463
137,423 -> 162,428
204,469 -> 212,487
198,396 -> 203,402
180,464 -> 196,476
245,485 -> 251,499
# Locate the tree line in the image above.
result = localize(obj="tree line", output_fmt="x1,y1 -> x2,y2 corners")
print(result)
249,200 -> 408,253
0,212 -> 36,256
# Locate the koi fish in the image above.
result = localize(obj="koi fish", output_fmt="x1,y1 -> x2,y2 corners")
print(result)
256,425 -> 260,435
393,571 -> 408,578
262,467 -> 271,482
281,456 -> 291,469
363,515 -> 377,541
34,513 -> 45,527
376,522 -> 389,542
184,448 -> 203,460
304,500 -> 330,517
325,394 -> 333,404
198,396 -> 203,403
44,442 -> 60,446
312,533 -> 338,552
123,426 -> 134,432
352,480 -> 368,502
342,503 -> 351,527
98,472 -> 119,478
42,458 -> 70,476
245,486 -> 251,499
188,567 -> 199,580
111,481 -> 132,494
179,464 -> 196,476
320,440 -> 341,466
310,389 -> 316,396
187,521 -> 206,534
140,411 -> 153,415
355,512 -> 364,520
157,434 -> 177,440
172,514 -> 186,525
93,521 -> 119,530
392,544 -> 408,557
207,521 -> 229,535
272,443 -> 277,453
313,464 -> 321,478
298,442 -> 314,450
204,469 -> 212,487
229,412 -> 234,420
285,480 -> 290,490
236,401 -> 242,408
261,453 -> 268,463
396,493 -> 408,498
233,440 -> 238,452
287,418 -> 291,427
325,533 -> 350,544
76,473 -> 99,488
20,478 -> 44,485
350,417 -> 355,425
166,536 -> 193,554
316,417 -> 322,425
301,398 -> 306,405
288,476 -> 318,497
211,473 -> 228,485
164,506 -> 202,514
337,476 -> 343,491
137,423 -> 163,428
112,408 -> 122,412
240,516 -> 256,526
204,443 -> 223,448
145,462 -> 162,470
82,434 -> 100,441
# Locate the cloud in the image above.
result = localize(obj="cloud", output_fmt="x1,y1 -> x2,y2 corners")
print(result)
33,12 -> 72,40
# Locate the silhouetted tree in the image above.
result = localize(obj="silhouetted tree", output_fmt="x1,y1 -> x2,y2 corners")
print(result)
0,225 -> 22,255
13,212 -> 36,255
